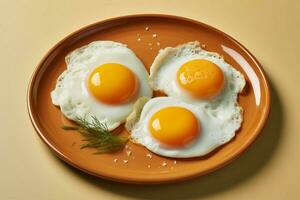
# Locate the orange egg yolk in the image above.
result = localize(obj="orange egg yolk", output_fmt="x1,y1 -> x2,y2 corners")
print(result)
87,63 -> 138,104
149,107 -> 200,147
177,59 -> 225,99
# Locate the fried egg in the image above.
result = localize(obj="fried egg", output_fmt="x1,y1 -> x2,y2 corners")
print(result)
125,97 -> 243,158
51,41 -> 152,130
149,41 -> 245,121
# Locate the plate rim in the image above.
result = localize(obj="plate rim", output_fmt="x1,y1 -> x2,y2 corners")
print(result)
27,14 -> 271,184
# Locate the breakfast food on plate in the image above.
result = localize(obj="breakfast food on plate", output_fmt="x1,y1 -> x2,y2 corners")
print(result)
51,41 -> 152,131
52,40 -> 245,157
149,41 -> 245,101
149,41 -> 245,131
124,41 -> 246,158
125,97 -> 243,158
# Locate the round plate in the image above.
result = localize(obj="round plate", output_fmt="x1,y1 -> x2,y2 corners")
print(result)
27,14 -> 270,184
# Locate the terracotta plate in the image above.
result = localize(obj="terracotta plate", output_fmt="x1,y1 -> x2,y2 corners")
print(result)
27,14 -> 270,184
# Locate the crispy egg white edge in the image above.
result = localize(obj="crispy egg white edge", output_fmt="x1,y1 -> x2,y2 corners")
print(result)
149,41 -> 245,130
149,41 -> 246,105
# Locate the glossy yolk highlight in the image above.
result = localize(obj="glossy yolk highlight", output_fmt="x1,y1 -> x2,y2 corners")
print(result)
177,59 -> 225,99
149,107 -> 200,147
87,63 -> 138,104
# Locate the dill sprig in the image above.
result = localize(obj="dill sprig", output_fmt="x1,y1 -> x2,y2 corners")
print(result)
62,116 -> 128,154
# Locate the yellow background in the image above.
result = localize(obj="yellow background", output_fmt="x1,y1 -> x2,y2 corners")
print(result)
1,0 -> 299,199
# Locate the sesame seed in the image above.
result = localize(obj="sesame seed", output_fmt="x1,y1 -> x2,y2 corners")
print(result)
147,165 -> 151,168
126,150 -> 132,156
113,158 -> 118,163
123,160 -> 128,164
152,33 -> 157,38
146,153 -> 153,159
173,160 -> 177,164
162,161 -> 167,167
137,38 -> 142,42
145,26 -> 150,31
156,42 -> 160,46
201,44 -> 206,48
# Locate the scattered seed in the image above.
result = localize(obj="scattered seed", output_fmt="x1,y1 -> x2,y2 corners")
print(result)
145,26 -> 150,31
123,160 -> 128,164
152,33 -> 157,38
156,42 -> 160,46
113,158 -> 118,163
162,161 -> 167,167
126,150 -> 132,156
137,38 -> 142,42
147,165 -> 151,168
173,160 -> 177,164
146,153 -> 153,159
201,44 -> 206,48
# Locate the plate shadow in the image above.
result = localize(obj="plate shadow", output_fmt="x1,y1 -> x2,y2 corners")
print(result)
49,73 -> 283,199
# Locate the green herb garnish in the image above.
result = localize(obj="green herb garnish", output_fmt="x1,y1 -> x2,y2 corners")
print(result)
62,116 -> 128,154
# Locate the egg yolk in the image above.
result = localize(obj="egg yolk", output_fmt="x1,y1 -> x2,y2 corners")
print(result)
149,107 -> 200,147
177,59 -> 225,99
87,63 -> 138,104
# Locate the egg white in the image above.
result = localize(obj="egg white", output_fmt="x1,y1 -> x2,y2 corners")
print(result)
126,97 -> 242,158
149,41 -> 245,124
51,41 -> 152,130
